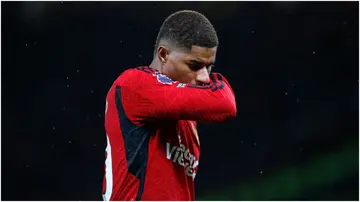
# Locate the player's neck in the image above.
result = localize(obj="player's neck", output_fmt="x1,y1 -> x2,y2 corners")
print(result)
149,58 -> 162,72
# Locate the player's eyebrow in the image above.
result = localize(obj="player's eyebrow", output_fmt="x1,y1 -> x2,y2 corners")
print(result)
189,59 -> 215,66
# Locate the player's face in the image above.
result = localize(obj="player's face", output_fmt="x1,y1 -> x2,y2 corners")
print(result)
161,45 -> 217,85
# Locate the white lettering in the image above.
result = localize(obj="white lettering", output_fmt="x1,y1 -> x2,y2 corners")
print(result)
166,143 -> 177,160
186,166 -> 197,179
166,142 -> 198,180
173,150 -> 180,163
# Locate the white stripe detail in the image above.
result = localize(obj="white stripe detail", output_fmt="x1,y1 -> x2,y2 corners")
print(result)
103,135 -> 113,201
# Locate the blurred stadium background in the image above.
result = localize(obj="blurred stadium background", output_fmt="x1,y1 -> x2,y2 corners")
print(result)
2,1 -> 359,200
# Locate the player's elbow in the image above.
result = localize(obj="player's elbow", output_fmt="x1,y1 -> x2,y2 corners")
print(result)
223,101 -> 237,120
229,103 -> 237,118
208,100 -> 237,123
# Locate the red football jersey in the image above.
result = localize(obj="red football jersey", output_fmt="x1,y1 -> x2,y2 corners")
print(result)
102,66 -> 236,201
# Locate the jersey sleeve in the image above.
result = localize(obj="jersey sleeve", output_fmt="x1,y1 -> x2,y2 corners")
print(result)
118,67 -> 237,124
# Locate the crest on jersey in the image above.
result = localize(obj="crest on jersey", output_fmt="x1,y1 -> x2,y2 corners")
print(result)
153,71 -> 174,85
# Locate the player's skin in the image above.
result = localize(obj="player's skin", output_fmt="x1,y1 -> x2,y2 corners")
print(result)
149,40 -> 217,85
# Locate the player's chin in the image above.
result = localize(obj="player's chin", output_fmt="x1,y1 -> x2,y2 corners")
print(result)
182,80 -> 197,85
196,82 -> 206,86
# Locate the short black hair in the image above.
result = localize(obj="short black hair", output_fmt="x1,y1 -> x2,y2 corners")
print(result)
154,10 -> 219,56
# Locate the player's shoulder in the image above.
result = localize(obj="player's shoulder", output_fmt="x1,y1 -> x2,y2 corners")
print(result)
119,66 -> 156,79
123,66 -> 157,77
114,66 -> 178,87
114,66 -> 157,85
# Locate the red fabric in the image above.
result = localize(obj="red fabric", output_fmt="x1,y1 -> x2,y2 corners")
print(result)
102,66 -> 236,201
120,67 -> 237,124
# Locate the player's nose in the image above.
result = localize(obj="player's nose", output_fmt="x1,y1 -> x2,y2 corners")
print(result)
195,67 -> 210,85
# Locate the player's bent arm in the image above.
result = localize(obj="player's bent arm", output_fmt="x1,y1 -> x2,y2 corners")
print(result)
119,70 -> 236,123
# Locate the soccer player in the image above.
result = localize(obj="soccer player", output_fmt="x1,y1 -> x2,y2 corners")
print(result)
102,10 -> 237,201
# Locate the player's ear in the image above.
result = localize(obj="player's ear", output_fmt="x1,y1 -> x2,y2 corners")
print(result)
158,46 -> 170,64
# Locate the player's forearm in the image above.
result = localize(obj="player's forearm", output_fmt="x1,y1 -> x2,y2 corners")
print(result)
188,73 -> 236,122
197,93 -> 236,123
142,81 -> 237,122
186,84 -> 237,123
121,71 -> 237,123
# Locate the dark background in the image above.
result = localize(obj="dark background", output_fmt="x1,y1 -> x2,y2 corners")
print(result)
2,1 -> 359,201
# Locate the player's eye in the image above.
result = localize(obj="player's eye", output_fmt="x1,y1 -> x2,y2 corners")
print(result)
188,62 -> 215,73
188,64 -> 203,71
